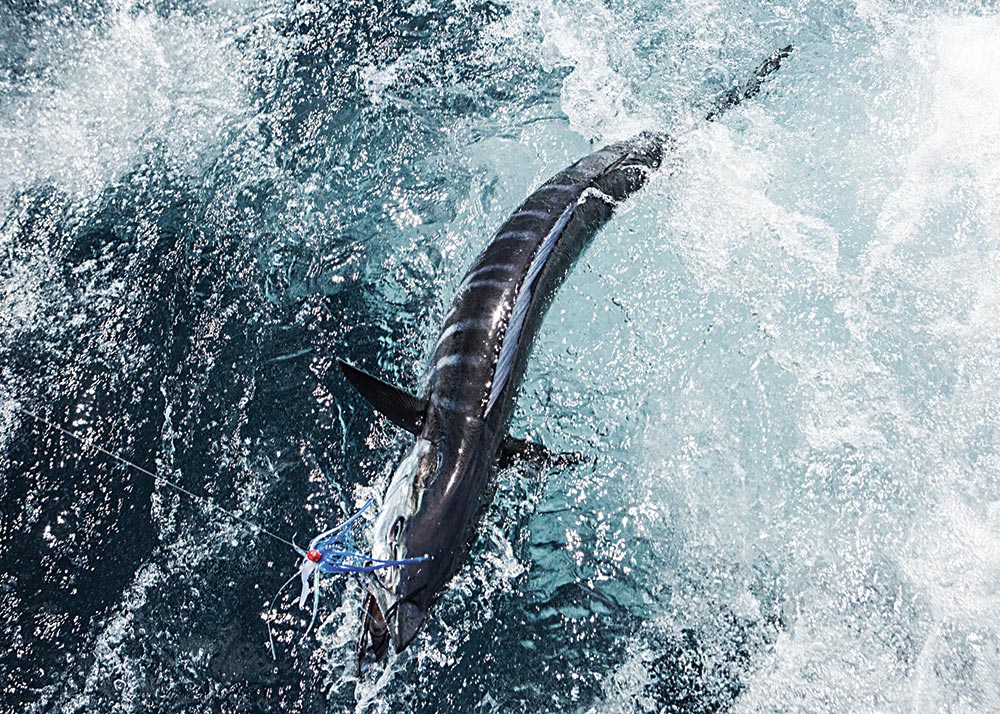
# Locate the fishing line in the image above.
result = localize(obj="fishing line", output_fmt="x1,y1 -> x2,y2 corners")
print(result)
10,404 -> 301,552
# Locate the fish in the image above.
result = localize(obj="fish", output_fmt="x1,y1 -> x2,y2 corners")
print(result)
339,45 -> 793,670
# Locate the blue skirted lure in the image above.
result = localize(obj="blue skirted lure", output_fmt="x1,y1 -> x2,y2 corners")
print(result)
5,403 -> 423,659
268,499 -> 427,657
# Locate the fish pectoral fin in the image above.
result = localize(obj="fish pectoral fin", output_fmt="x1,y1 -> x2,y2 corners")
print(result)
499,436 -> 592,471
337,359 -> 426,435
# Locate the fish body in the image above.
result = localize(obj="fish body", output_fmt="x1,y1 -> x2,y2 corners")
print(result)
339,47 -> 793,668
349,133 -> 666,664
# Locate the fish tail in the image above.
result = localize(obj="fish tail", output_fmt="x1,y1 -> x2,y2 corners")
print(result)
705,45 -> 794,121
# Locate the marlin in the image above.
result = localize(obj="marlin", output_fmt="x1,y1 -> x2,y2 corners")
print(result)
338,46 -> 793,669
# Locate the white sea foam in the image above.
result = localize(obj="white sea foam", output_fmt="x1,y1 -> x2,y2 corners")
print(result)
6,0 -> 1000,710
525,11 -> 1000,712
0,0 -> 249,198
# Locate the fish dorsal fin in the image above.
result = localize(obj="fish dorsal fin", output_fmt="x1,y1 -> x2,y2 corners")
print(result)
337,359 -> 426,435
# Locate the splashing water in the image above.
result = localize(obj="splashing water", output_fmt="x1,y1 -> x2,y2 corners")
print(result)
2,0 -> 1000,712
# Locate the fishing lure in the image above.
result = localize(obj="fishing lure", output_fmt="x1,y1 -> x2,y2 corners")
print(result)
267,498 -> 427,658
9,403 -> 425,659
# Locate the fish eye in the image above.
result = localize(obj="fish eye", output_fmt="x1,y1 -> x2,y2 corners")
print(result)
390,517 -> 405,542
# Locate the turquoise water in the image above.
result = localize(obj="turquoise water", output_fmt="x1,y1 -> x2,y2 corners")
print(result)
2,0 -> 999,711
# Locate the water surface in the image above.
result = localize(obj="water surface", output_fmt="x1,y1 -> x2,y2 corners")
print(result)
2,0 -> 999,711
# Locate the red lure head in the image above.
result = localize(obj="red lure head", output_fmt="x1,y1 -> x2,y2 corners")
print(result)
306,549 -> 322,563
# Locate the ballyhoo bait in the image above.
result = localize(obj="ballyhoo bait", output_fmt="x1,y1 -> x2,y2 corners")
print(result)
267,498 -> 427,658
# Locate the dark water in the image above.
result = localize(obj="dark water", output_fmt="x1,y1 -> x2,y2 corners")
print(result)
0,1 -> 592,710
4,0 -> 1000,711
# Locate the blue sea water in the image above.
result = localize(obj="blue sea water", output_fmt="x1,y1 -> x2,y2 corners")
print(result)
2,0 -> 1000,711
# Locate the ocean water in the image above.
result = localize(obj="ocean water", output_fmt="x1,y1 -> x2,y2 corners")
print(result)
2,0 -> 999,711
